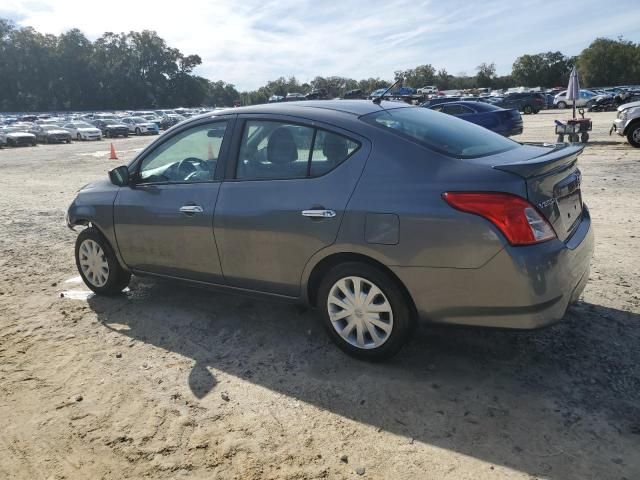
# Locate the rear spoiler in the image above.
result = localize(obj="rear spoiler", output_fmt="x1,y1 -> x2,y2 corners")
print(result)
492,143 -> 583,179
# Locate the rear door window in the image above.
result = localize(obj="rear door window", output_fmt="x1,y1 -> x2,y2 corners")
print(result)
236,120 -> 360,180
362,106 -> 518,159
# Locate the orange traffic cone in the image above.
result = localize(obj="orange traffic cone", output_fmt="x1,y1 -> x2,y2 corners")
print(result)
109,143 -> 118,160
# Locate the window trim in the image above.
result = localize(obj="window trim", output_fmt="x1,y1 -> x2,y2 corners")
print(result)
229,117 -> 362,183
128,116 -> 235,186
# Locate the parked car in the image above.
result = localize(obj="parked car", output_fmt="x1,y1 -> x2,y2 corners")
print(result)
159,114 -> 186,130
121,117 -> 160,135
343,89 -> 364,99
142,115 -> 163,129
31,124 -> 72,143
496,92 -> 546,114
268,95 -> 285,103
554,89 -> 597,109
421,96 -> 462,107
610,100 -> 640,147
417,86 -> 438,94
91,119 -> 129,138
64,121 -> 102,141
426,101 -> 523,137
1,125 -> 37,146
285,93 -> 306,101
305,89 -> 328,100
67,100 -> 593,360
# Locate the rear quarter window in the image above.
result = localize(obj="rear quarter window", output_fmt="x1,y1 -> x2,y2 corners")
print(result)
362,106 -> 518,159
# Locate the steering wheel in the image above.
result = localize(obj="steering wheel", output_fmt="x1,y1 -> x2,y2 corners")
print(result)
176,157 -> 204,180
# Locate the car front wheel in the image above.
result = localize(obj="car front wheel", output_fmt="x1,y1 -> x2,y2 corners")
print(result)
317,262 -> 414,361
75,227 -> 131,295
523,105 -> 533,114
557,101 -> 567,109
628,123 -> 640,148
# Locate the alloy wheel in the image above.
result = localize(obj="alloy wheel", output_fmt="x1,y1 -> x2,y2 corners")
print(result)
327,276 -> 393,349
78,239 -> 109,287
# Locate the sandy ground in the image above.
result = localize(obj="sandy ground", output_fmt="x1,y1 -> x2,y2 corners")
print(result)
0,111 -> 638,480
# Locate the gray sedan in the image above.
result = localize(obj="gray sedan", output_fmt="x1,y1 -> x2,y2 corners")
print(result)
67,100 -> 594,360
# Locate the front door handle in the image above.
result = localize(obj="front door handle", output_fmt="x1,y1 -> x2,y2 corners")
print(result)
179,205 -> 204,215
301,209 -> 336,218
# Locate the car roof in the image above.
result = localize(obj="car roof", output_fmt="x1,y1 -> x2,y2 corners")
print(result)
208,100 -> 412,118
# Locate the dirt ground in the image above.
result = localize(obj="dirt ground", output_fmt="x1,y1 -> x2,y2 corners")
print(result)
0,111 -> 638,480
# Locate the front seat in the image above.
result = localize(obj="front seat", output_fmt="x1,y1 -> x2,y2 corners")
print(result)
267,127 -> 305,178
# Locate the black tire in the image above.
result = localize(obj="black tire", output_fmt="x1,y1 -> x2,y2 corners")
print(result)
77,133 -> 82,141
557,101 -> 567,109
104,130 -> 110,138
124,133 -> 129,138
523,105 -> 533,115
135,127 -> 141,135
317,262 -> 414,361
75,227 -> 131,295
627,123 -> 640,148
581,132 -> 589,143
557,134 -> 565,143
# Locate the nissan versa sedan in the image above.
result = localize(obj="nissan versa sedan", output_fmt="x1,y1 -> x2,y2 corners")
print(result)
66,100 -> 594,360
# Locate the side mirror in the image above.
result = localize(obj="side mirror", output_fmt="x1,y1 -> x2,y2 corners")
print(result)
108,165 -> 130,186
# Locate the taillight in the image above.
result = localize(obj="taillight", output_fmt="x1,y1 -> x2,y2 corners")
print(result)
442,192 -> 556,246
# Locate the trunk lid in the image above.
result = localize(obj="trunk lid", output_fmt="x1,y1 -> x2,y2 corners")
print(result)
490,143 -> 584,241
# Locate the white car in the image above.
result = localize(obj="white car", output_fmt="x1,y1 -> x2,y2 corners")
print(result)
553,90 -> 597,109
610,100 -> 640,148
121,117 -> 160,135
64,121 -> 102,141
417,85 -> 438,94
1,126 -> 37,147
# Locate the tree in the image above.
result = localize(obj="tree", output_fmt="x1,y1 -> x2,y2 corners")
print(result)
577,38 -> 639,86
511,51 -> 573,87
475,62 -> 496,88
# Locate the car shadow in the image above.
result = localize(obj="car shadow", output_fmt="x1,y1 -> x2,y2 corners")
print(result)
88,276 -> 640,479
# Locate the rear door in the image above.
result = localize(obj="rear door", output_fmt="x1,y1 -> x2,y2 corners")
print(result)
114,117 -> 234,282
213,115 -> 370,296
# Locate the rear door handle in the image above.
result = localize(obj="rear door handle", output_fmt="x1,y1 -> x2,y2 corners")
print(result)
302,209 -> 336,218
179,205 -> 204,214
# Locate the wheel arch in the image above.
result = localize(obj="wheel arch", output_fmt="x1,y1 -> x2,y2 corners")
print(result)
305,251 -> 417,317
623,118 -> 640,135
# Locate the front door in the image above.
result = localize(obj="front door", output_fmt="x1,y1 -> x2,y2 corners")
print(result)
114,118 -> 232,282
214,117 -> 370,296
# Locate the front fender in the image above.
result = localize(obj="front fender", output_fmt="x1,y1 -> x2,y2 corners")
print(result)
66,179 -> 129,270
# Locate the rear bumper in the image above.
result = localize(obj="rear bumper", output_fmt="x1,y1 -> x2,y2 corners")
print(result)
392,207 -> 594,329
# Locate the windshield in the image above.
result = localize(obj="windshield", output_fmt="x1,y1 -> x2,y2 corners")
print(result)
129,117 -> 147,123
362,106 -> 519,159
73,122 -> 93,128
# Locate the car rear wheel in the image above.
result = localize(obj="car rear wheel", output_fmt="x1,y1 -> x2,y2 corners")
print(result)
76,133 -> 82,141
523,105 -> 533,114
317,262 -> 414,361
557,101 -> 567,109
627,123 -> 640,148
135,127 -> 141,135
75,227 -> 131,295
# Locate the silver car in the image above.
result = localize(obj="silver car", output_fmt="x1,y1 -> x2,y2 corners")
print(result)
67,101 -> 594,360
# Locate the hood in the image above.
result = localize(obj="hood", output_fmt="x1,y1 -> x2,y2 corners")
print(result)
7,131 -> 35,138
618,100 -> 640,112
106,123 -> 127,128
47,129 -> 70,135
77,127 -> 101,133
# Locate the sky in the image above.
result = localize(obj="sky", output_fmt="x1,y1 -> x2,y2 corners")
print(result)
2,0 -> 639,91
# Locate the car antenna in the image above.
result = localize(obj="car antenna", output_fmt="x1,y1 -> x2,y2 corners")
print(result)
372,78 -> 402,105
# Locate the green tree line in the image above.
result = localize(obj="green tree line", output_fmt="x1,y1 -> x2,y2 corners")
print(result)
1,18 -> 638,111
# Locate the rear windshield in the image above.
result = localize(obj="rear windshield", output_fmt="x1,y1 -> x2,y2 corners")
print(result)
361,106 -> 518,159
